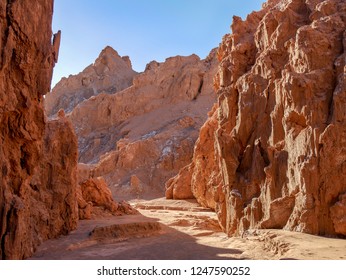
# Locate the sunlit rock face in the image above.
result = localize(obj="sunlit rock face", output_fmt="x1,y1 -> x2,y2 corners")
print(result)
169,0 -> 346,237
49,45 -> 218,199
45,46 -> 138,116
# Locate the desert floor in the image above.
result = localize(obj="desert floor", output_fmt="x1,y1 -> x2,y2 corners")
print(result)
31,198 -> 346,260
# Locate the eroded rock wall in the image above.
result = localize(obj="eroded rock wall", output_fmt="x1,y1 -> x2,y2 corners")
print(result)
0,0 -> 78,259
29,116 -> 79,242
169,0 -> 346,237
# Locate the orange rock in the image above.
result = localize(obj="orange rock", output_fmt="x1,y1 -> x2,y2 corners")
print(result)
76,186 -> 93,220
165,164 -> 194,200
330,193 -> 346,235
52,48 -> 217,199
26,116 -> 79,256
45,46 -> 138,116
170,0 -> 346,237
0,0 -> 80,259
80,177 -> 118,213
78,177 -> 138,218
117,201 -> 139,215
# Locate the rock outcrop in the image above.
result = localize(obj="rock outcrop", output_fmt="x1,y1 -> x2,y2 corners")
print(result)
0,0 -> 79,259
169,0 -> 346,237
77,177 -> 138,219
80,177 -> 118,213
50,48 -> 217,199
45,46 -> 138,116
29,115 -> 79,243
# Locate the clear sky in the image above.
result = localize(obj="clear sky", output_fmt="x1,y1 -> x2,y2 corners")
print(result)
52,0 -> 264,86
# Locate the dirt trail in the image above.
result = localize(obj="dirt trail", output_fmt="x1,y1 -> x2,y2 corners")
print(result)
31,198 -> 346,260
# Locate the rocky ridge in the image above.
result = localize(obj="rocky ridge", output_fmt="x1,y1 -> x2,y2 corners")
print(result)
45,46 -> 138,116
168,0 -> 346,237
48,48 -> 218,199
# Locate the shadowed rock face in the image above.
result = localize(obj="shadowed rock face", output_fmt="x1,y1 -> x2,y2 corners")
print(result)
169,0 -> 346,237
29,116 -> 79,246
0,0 -> 79,259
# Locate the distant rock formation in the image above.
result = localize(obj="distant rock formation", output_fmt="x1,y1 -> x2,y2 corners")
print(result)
0,0 -> 79,259
49,48 -> 218,199
168,0 -> 346,237
45,46 -> 138,116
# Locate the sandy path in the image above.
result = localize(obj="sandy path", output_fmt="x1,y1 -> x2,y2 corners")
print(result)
31,198 -> 346,260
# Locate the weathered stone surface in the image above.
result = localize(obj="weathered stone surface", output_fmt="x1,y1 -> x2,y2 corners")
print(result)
117,200 -> 139,215
166,105 -> 226,228
45,46 -> 138,116
80,177 -> 118,213
170,0 -> 346,237
29,115 -> 79,242
61,49 -> 217,199
0,0 -> 51,259
77,177 -> 139,219
77,185 -> 93,220
165,165 -> 193,200
0,0 -> 80,259
330,193 -> 346,236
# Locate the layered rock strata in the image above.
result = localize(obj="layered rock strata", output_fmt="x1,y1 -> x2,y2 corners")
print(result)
169,0 -> 346,237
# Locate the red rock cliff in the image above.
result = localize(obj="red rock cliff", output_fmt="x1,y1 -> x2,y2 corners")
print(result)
0,0 -> 78,259
169,0 -> 346,237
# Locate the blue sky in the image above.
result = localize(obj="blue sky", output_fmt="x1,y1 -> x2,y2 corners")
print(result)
52,0 -> 264,86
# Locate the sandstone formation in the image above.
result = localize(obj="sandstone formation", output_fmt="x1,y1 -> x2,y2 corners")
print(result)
45,46 -> 138,116
89,222 -> 161,240
0,0 -> 80,259
78,177 -> 118,219
29,115 -> 79,242
77,176 -> 138,220
77,186 -> 93,220
80,177 -> 118,212
330,193 -> 346,236
169,0 -> 346,237
50,48 -> 217,199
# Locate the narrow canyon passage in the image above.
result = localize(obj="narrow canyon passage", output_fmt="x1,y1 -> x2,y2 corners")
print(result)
31,198 -> 346,260
2,0 -> 346,261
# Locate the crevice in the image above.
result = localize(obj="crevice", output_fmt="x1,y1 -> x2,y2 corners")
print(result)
325,66 -> 340,125
258,140 -> 270,167
197,77 -> 204,95
1,205 -> 13,260
0,0 -> 12,70
326,92 -> 334,125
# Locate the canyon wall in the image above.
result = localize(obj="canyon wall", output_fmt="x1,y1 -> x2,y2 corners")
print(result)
0,0 -> 78,259
49,48 -> 217,199
169,0 -> 346,236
